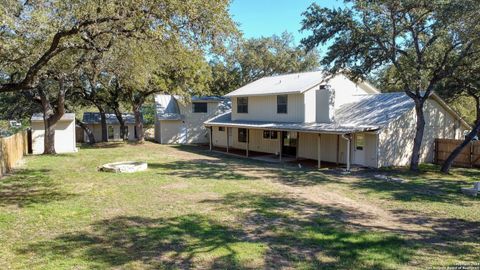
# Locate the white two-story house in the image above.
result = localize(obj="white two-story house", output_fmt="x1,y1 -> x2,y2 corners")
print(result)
204,71 -> 470,169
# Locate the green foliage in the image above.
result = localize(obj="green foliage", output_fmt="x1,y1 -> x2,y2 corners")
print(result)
141,103 -> 156,127
301,0 -> 480,95
210,32 -> 320,95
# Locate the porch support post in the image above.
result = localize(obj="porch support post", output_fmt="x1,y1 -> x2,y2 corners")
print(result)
346,134 -> 351,171
279,131 -> 282,161
209,126 -> 213,151
317,134 -> 321,169
246,129 -> 249,157
336,134 -> 340,165
226,127 -> 229,153
296,132 -> 299,160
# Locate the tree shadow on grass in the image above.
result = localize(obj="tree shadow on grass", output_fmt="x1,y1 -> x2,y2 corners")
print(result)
148,160 -> 260,181
18,214 -> 251,269
19,193 -> 415,269
171,145 -> 337,186
350,168 -> 478,204
0,169 -> 75,207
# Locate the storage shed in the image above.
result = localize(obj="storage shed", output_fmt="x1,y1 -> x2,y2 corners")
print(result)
31,113 -> 77,154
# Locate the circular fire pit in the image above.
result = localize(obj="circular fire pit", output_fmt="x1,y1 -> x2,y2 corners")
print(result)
99,161 -> 148,173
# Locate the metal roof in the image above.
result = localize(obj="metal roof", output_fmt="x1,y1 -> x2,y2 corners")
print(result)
31,113 -> 75,122
155,94 -> 230,121
191,96 -> 226,102
225,71 -> 326,97
154,95 -> 182,120
205,92 -> 417,133
335,92 -> 415,127
82,112 -> 137,125
205,112 -> 377,133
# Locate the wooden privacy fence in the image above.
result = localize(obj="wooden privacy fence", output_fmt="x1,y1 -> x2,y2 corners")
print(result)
0,131 -> 28,178
435,138 -> 480,168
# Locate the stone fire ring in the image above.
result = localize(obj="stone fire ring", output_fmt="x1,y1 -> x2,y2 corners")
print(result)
99,161 -> 148,173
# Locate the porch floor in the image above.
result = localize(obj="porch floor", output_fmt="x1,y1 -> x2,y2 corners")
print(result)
211,146 -> 345,169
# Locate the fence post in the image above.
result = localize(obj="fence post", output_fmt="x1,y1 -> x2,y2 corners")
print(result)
470,141 -> 474,168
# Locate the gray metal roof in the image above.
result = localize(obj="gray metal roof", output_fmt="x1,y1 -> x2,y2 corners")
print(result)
155,94 -> 229,121
31,113 -> 75,122
225,71 -> 326,97
154,95 -> 182,120
204,112 -> 376,133
191,96 -> 226,102
205,92 -> 416,133
335,92 -> 414,127
82,112 -> 137,125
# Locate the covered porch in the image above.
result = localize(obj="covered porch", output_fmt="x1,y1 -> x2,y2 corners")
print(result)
206,125 -> 374,170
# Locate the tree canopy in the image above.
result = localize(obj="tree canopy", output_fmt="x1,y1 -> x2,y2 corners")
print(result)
209,32 -> 320,96
301,0 -> 480,170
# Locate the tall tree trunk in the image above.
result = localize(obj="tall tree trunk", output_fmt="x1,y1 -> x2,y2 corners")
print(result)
43,115 -> 57,154
39,78 -> 66,155
410,100 -> 426,171
441,96 -> 480,173
133,104 -> 144,142
96,105 -> 108,142
76,119 -> 96,144
112,109 -> 126,140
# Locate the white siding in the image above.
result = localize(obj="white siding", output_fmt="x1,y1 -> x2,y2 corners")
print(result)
212,126 -> 228,147
364,133 -> 379,167
329,74 -> 372,108
248,129 -> 280,154
159,120 -> 184,144
231,94 -> 305,122
31,119 -> 77,154
156,101 -> 224,144
298,133 -> 348,164
379,98 -> 467,167
303,89 -> 317,123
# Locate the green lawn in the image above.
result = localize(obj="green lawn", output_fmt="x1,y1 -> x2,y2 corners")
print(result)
0,142 -> 478,269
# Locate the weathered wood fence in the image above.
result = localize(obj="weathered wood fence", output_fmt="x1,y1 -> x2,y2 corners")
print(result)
435,138 -> 480,168
0,131 -> 28,177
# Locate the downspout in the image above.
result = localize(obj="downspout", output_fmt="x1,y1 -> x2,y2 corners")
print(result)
341,133 -> 351,172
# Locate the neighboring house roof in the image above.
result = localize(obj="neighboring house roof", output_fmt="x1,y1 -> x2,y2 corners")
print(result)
225,71 -> 326,97
31,113 -> 75,122
205,92 -> 470,133
82,112 -> 137,125
154,94 -> 230,121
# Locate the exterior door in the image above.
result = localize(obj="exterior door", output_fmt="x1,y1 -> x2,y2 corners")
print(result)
179,123 -> 187,144
354,133 -> 365,165
282,131 -> 297,156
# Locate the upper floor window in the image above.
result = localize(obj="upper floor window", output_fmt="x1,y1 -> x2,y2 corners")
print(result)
277,95 -> 287,114
237,97 -> 248,113
193,102 -> 207,113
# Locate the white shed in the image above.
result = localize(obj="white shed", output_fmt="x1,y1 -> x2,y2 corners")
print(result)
31,113 -> 77,154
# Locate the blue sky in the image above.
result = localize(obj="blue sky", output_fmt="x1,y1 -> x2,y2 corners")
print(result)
229,0 -> 344,44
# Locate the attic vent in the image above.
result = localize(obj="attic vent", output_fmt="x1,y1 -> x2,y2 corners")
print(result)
319,85 -> 327,90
